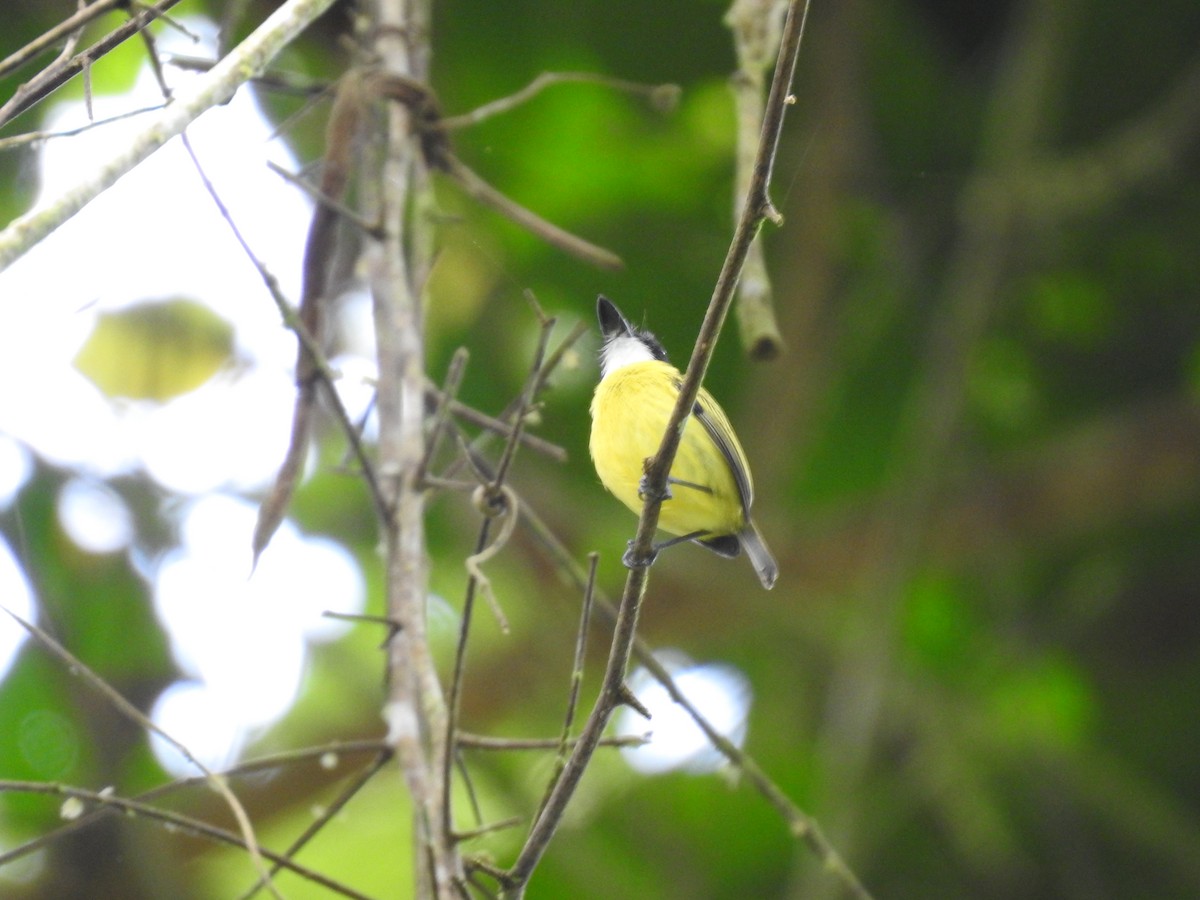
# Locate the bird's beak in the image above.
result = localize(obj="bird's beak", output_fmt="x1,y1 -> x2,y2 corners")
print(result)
597,295 -> 631,339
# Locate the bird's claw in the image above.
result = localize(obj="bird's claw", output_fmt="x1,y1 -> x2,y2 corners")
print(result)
622,540 -> 658,570
636,473 -> 672,504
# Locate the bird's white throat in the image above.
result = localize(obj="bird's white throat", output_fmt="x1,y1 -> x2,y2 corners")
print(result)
600,334 -> 656,378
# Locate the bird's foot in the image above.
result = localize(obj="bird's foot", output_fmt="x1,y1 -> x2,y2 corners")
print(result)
622,531 -> 709,570
636,472 -> 672,504
622,540 -> 658,570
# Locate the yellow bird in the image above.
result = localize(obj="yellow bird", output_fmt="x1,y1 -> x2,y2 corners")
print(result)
589,296 -> 778,589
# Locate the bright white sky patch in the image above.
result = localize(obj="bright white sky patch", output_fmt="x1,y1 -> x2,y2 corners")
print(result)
128,369 -> 298,494
0,436 -> 32,510
0,537 -> 36,682
149,494 -> 364,773
0,16 -> 371,771
0,16 -> 310,484
329,351 -> 380,422
617,651 -> 753,775
149,680 -> 249,774
57,477 -> 133,554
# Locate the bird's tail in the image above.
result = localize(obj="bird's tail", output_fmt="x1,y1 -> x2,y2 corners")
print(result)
740,521 -> 778,590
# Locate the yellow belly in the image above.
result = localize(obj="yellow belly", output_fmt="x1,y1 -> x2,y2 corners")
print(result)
589,361 -> 747,537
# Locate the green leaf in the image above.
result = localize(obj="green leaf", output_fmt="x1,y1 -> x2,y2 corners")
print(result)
1024,271 -> 1115,347
73,299 -> 235,401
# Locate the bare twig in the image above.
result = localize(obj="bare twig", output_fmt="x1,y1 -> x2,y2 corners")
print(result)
419,348 -> 471,487
453,817 -> 523,842
438,71 -> 679,130
0,0 -> 125,80
0,102 -> 167,152
166,53 -> 329,96
726,0 -> 788,358
533,553 -> 599,824
0,781 -> 372,900
442,317 -> 556,846
266,159 -> 383,236
439,154 -> 624,271
458,733 -> 646,751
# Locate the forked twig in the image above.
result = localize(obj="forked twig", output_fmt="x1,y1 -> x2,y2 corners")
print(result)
533,553 -> 599,825
438,71 -> 679,130
441,314 -> 557,846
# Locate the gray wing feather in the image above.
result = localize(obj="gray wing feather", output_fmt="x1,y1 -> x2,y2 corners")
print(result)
691,396 -> 753,517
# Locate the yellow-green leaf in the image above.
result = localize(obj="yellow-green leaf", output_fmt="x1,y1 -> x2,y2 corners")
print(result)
73,299 -> 235,401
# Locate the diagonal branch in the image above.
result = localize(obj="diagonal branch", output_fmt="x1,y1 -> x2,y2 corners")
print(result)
0,0 -> 339,271
0,781 -> 372,900
0,0 -> 126,80
0,0 -> 188,128
504,1 -> 815,893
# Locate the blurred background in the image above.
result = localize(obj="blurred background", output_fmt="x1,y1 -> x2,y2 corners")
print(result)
1,0 -> 1199,897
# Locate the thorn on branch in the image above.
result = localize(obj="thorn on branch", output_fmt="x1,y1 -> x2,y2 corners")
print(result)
615,683 -> 652,720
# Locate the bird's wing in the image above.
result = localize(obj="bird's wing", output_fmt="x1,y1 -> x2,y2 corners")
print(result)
677,380 -> 755,516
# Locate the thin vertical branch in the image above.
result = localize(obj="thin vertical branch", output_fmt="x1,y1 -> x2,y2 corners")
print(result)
365,0 -> 459,897
442,317 -> 556,843
726,0 -> 789,358
533,553 -> 599,824
505,1 -> 812,893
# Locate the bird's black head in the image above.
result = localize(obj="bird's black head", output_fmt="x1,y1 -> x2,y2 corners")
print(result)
596,295 -> 668,362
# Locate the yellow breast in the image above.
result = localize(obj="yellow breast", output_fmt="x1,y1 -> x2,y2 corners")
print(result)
589,361 -> 748,537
